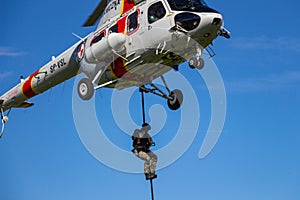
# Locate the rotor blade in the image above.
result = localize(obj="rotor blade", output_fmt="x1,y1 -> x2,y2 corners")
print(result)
83,0 -> 108,27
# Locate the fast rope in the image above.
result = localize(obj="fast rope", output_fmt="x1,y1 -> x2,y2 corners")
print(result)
140,87 -> 155,200
140,88 -> 146,125
150,178 -> 155,200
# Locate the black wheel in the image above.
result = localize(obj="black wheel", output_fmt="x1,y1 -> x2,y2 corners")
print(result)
77,78 -> 94,100
167,89 -> 183,110
195,57 -> 205,70
188,57 -> 197,69
188,57 -> 205,70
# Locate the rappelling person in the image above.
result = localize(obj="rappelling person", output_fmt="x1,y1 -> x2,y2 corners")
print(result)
132,123 -> 158,180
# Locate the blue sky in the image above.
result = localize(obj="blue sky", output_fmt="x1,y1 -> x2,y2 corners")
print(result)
1,0 -> 300,200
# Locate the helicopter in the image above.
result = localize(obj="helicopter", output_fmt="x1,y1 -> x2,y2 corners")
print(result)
0,0 -> 230,137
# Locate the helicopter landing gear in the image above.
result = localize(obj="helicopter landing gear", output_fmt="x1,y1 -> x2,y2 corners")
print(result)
77,78 -> 94,100
167,89 -> 183,110
188,57 -> 205,70
139,76 -> 183,111
1,108 -> 10,139
188,45 -> 205,70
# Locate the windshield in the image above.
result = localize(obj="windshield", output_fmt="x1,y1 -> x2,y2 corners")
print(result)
167,0 -> 217,12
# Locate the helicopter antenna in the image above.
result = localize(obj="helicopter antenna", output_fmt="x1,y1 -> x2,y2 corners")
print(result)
72,33 -> 85,42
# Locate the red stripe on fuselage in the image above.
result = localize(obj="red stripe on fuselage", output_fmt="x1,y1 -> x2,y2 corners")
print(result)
122,0 -> 135,15
118,17 -> 127,33
22,70 -> 39,99
111,57 -> 128,78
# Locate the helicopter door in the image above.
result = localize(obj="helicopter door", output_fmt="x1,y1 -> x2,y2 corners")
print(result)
126,9 -> 144,52
127,10 -> 140,36
146,1 -> 171,45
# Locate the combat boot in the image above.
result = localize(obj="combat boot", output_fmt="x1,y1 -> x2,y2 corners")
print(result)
145,173 -> 151,180
149,173 -> 157,180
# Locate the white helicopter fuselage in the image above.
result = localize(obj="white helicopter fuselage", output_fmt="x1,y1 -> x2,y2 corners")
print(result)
0,0 -> 225,112
80,0 -> 224,88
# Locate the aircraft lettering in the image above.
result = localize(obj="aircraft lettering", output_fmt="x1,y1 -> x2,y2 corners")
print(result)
50,58 -> 67,73
104,0 -> 121,14
6,88 -> 18,99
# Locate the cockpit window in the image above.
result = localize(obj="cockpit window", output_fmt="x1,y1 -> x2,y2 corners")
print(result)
148,2 -> 166,24
200,0 -> 207,6
167,0 -> 216,13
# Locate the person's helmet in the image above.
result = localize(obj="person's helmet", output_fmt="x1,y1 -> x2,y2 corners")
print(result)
142,123 -> 151,131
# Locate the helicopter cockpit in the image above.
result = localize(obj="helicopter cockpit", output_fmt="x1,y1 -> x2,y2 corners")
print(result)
155,0 -> 222,32
166,0 -> 218,13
